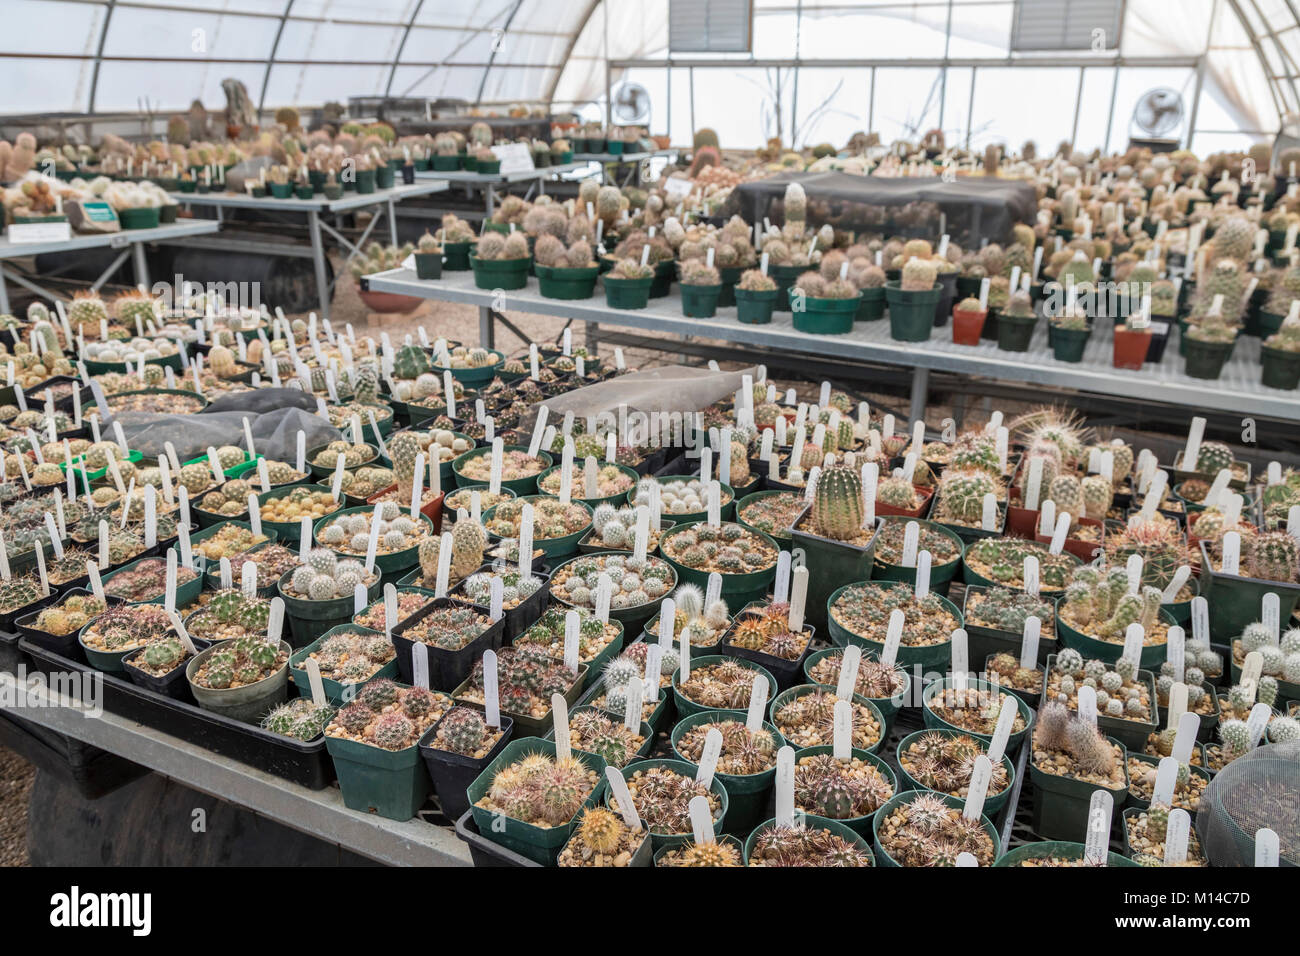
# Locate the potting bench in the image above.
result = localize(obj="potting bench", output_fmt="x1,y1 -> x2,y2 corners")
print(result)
415,162 -> 590,216
0,669 -> 472,866
364,267 -> 1300,425
169,181 -> 449,322
0,218 -> 221,315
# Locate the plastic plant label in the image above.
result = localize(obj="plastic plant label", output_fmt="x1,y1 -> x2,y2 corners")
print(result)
1255,829 -> 1280,867
1083,792 -> 1114,865
34,544 -> 49,597
1161,566 -> 1191,604
632,507 -> 649,563
1263,592 -> 1280,642
788,566 -> 809,632
1204,469 -> 1233,510
241,560 -> 257,599
1077,685 -> 1099,726
552,695 -> 571,762
1123,554 -> 1144,595
563,610 -> 580,672
773,551 -> 792,604
295,432 -> 306,473
1151,756 -> 1181,807
1120,624 -> 1144,672
1164,809 -> 1191,864
1246,702 -> 1271,749
1025,457 -> 1044,511
178,523 -> 193,570
1039,499 -> 1057,538
688,795 -> 715,845
1190,596 -> 1209,646
985,699 -> 1018,765
950,628 -> 969,687
594,574 -> 612,624
643,644 -> 662,701
1181,416 -> 1206,471
901,521 -> 920,568
1167,626 -> 1186,683
606,767 -> 642,831
1023,555 -> 1040,597
913,549 -> 933,600
1219,530 -> 1242,576
411,642 -> 430,690
834,644 -> 862,704
978,493 -> 998,532
482,650 -> 501,728
527,405 -> 549,458
1171,711 -> 1199,764
433,530 -> 453,598
881,610 -> 905,667
694,728 -> 724,790
962,755 -> 992,821
164,550 -> 178,611
216,555 -> 233,590
1018,615 -> 1041,670
86,561 -> 105,603
679,615 -> 691,681
774,746 -> 796,829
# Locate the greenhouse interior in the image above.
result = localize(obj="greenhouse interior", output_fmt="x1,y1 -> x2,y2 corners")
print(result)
0,0 -> 1299,887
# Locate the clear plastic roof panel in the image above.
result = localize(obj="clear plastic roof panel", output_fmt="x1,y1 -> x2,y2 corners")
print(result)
0,0 -> 1292,159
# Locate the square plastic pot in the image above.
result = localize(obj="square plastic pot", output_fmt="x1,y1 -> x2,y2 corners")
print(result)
789,510 -> 879,633
287,625 -> 399,703
326,732 -> 430,821
1198,540 -> 1300,643
995,313 -> 1037,352
419,709 -> 514,823
389,597 -> 506,691
1028,737 -> 1128,841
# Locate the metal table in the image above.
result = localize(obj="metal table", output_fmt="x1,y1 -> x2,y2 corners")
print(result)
572,150 -> 678,186
171,182 -> 449,321
0,218 -> 221,315
365,267 -> 1300,424
415,162 -> 589,216
0,670 -> 470,866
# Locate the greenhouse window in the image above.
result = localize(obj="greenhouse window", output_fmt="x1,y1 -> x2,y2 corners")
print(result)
669,0 -> 753,53
1010,0 -> 1122,53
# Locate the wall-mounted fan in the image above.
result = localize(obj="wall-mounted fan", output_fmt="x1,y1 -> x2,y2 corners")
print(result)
611,83 -> 651,126
1132,88 -> 1185,138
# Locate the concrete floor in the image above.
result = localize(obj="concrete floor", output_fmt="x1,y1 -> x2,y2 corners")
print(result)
0,747 -> 32,867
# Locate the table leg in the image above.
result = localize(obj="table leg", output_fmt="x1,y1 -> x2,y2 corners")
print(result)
0,268 -> 9,314
131,239 -> 150,289
478,305 -> 495,349
585,320 -> 600,358
484,184 -> 496,217
386,200 -> 398,246
909,367 -> 930,424
308,210 -> 331,321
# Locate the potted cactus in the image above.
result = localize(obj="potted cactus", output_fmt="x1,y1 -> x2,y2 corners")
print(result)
1183,312 -> 1237,380
873,790 -> 1000,866
995,290 -> 1037,352
746,814 -> 875,865
657,520 -> 778,608
828,580 -> 962,670
602,258 -> 655,310
790,270 -> 861,335
288,625 -> 398,701
605,759 -> 727,849
1029,699 -> 1129,840
389,598 -> 504,691
951,295 -> 987,345
1261,318 -> 1300,390
885,257 -> 941,342
1056,567 -> 1172,668
854,263 -> 888,321
670,711 -> 783,832
533,235 -> 600,299
419,705 -> 513,821
870,518 -> 965,595
186,633 -> 292,722
1200,531 -> 1300,640
896,729 -> 1014,816
469,231 -> 531,291
1045,650 -> 1157,751
435,214 -> 475,270
455,644 -> 585,735
734,268 -> 780,324
557,806 -> 652,867
789,463 -> 878,631
413,231 -> 443,280
1050,311 -> 1091,363
678,260 -> 724,318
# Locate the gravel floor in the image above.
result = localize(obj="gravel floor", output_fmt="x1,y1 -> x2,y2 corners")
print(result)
0,747 -> 33,867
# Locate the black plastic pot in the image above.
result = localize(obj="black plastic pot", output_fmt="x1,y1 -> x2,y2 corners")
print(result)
389,597 -> 506,691
1183,337 -> 1233,380
122,644 -> 200,700
933,270 -> 957,327
419,709 -> 514,822
996,314 -> 1037,352
450,563 -> 551,642
1261,345 -> 1300,390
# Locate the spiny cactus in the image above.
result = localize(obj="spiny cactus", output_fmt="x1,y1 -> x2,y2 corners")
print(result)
809,464 -> 865,541
900,258 -> 937,292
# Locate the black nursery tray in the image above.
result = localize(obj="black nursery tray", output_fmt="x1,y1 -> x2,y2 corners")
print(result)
19,637 -> 334,790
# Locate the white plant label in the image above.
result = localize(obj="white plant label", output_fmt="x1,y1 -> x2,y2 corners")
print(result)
552,695 -> 571,762
1164,809 -> 1191,864
694,728 -> 723,790
482,650 -> 501,727
1023,555 -> 1040,597
901,520 -> 919,568
1167,626 -> 1185,683
1020,616 -> 1041,670
1083,791 -> 1114,865
774,746 -> 796,829
950,627 -> 969,688
605,767 -> 642,831
962,755 -> 992,821
881,610 -> 905,667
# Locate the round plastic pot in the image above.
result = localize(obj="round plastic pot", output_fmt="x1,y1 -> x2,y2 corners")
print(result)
652,833 -> 743,865
995,313 -> 1036,351
375,165 -> 395,189
255,483 -> 341,542
441,242 -> 471,271
784,745 -> 897,837
791,293 -> 860,334
287,625 -> 397,702
536,462 -> 638,510
484,495 -> 591,559
629,478 -> 735,525
658,524 -> 777,608
102,555 -> 204,607
1028,736 -> 1128,841
1052,325 -> 1090,362
1261,345 -> 1300,390
549,558 -> 660,635
277,567 -> 384,649
856,286 -> 886,322
872,791 -> 999,867
734,489 -> 800,546
767,263 -> 805,312
602,275 -> 653,310
735,286 -> 778,324
869,521 -> 965,597
650,259 -> 675,298
467,738 -> 606,864
672,655 -> 777,720
314,506 -> 432,574
1055,606 -> 1174,670
118,207 -> 161,230
1183,337 -> 1233,379
469,255 -> 530,291
419,710 -> 514,823
325,732 -> 428,821
536,264 -> 600,300
670,709 -> 785,833
895,728 -> 1015,817
885,281 -> 941,342
414,252 -> 442,281
746,813 -> 875,864
801,646 -> 910,739
680,283 -> 723,318
995,842 -> 1137,867
982,307 -> 1001,341
451,444 -> 551,495
769,683 -> 886,754
184,639 -> 292,723
951,307 -> 986,345
921,677 -> 1034,753
788,512 -> 879,634
432,155 -> 461,171
389,597 -> 506,691
603,758 -> 727,848
306,442 -> 378,481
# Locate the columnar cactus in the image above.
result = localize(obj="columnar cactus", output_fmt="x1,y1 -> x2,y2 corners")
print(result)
810,464 -> 865,541
1047,474 -> 1082,518
388,431 -> 422,500
1081,474 -> 1113,520
900,258 -> 937,292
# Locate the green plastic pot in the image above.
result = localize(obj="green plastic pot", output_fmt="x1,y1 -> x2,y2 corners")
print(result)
466,737 -> 607,864
432,155 -> 461,171
735,286 -> 778,324
255,483 -> 343,541
921,677 -> 1034,753
101,554 -> 203,607
545,704 -> 652,768
1183,336 -> 1233,379
469,255 -> 530,291
375,165 -> 395,189
1055,605 -> 1175,670
670,709 -> 785,833
791,292 -> 860,334
1199,541 -> 1300,648
288,625 -> 397,703
1051,324 -> 1090,362
785,745 -> 898,837
306,442 -> 378,481
453,662 -> 588,737
653,834 -> 744,865
483,495 -> 592,559
476,159 -> 501,175
856,286 -> 886,322
746,813 -> 875,864
536,264 -> 600,299
414,252 -> 442,281
277,566 -> 384,649
629,476 -> 735,524
735,490 -> 799,545
872,791 -> 999,867
314,505 -> 433,574
672,655 -> 777,720
432,352 -> 503,388
995,841 -> 1138,867
604,758 -> 727,848
1029,735 -> 1128,841
717,265 -> 745,307
1261,345 -> 1300,390
355,169 -> 377,193
536,462 -> 638,509
769,684 -> 886,755
548,554 -> 666,635
76,617 -> 158,674
578,674 -> 673,736
1258,309 -> 1287,338
895,728 -> 1015,817
885,281 -> 941,342
801,646 -> 910,739
681,283 -> 723,318
1126,751 -> 1213,809
658,521 -> 778,608
825,580 -> 961,670
603,274 -> 653,309
768,263 -> 805,312
996,313 -> 1037,351
118,206 -> 161,229
650,259 -> 675,298
326,729 -> 429,821
870,520 -> 966,596
451,444 -> 552,495
442,241 -> 471,271
789,511 -> 878,633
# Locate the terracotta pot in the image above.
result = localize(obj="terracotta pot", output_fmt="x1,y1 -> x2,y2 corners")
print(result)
951,307 -> 987,345
358,289 -> 422,314
1113,327 -> 1152,370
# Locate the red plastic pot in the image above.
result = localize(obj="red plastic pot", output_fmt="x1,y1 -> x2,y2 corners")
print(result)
1112,328 -> 1152,370
951,307 -> 987,346
876,484 -> 934,519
